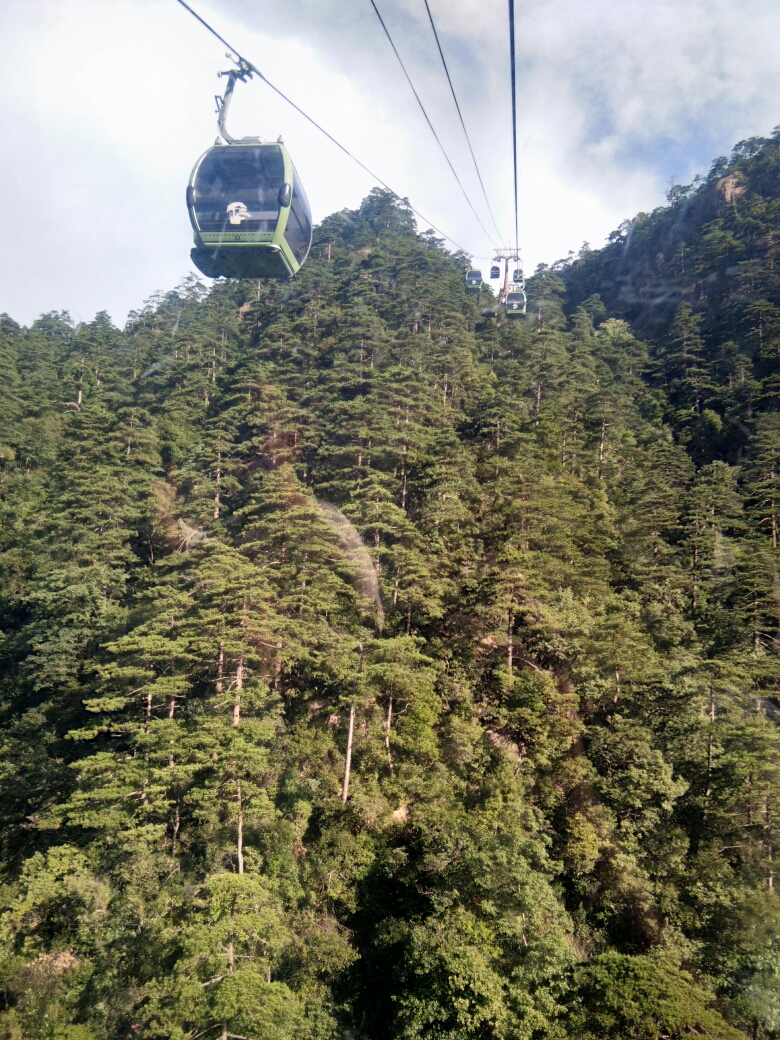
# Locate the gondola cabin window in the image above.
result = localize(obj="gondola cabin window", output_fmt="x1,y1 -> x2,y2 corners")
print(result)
192,145 -> 284,233
284,169 -> 313,264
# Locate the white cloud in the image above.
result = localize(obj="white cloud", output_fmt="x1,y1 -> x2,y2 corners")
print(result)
1,0 -> 778,324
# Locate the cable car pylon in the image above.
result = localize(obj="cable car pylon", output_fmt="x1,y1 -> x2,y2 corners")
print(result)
481,1 -> 526,320
493,248 -> 526,318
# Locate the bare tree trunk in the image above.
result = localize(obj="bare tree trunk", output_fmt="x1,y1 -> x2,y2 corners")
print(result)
233,655 -> 244,727
767,799 -> 774,890
237,784 -> 244,874
385,695 -> 394,775
598,419 -> 612,480
693,544 -> 699,611
216,641 -> 224,694
401,446 -> 408,511
342,702 -> 355,803
143,690 -> 153,770
214,450 -> 222,520
406,600 -> 412,636
571,410 -> 579,474
706,685 -> 715,797
754,595 -> 761,652
507,608 -> 514,676
275,642 -> 283,693
77,356 -> 84,410
171,804 -> 180,856
168,692 -> 176,768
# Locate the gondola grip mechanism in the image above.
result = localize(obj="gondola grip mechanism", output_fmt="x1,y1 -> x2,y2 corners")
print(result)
215,58 -> 253,145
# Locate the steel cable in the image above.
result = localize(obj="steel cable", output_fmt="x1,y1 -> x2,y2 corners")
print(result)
421,0 -> 506,247
508,0 -> 520,255
367,0 -> 498,250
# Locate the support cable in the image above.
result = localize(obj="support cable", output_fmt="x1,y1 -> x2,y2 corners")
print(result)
367,0 -> 498,249
421,0 -> 506,247
508,0 -> 520,255
174,0 -> 470,253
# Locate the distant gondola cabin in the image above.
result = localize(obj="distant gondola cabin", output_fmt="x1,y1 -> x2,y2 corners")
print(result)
466,270 -> 482,293
505,287 -> 526,318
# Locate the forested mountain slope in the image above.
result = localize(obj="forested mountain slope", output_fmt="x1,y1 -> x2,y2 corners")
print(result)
0,175 -> 778,1040
564,129 -> 780,468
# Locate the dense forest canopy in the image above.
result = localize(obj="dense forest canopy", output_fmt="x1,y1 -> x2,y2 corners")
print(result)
1,131 -> 780,1040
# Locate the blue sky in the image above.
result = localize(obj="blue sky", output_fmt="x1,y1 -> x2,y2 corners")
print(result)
1,0 -> 779,326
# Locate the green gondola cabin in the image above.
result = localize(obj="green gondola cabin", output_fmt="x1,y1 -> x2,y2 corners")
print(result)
187,138 -> 312,280
466,269 -> 482,293
505,286 -> 526,318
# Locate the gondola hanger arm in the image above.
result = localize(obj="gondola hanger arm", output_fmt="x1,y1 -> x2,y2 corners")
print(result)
215,56 -> 253,144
